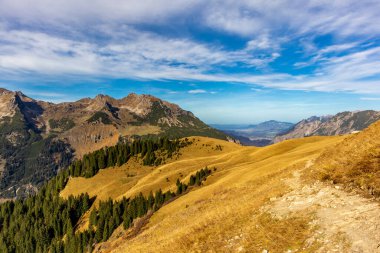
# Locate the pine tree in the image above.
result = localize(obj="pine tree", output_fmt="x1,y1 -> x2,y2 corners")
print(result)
147,191 -> 154,209
95,218 -> 104,242
189,175 -> 195,186
102,223 -> 109,242
89,209 -> 97,228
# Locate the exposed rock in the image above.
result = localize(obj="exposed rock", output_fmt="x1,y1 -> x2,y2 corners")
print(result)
264,165 -> 380,253
274,111 -> 380,143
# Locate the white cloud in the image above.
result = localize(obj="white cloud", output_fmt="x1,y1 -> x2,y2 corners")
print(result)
294,42 -> 360,67
319,43 -> 358,54
0,0 -> 379,95
188,89 -> 218,94
204,0 -> 380,38
261,46 -> 380,93
360,97 -> 380,101
0,0 -> 201,26
2,1 -> 379,39
188,89 -> 207,94
1,25 -> 379,94
0,24 -> 279,80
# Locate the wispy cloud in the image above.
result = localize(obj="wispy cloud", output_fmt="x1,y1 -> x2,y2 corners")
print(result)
0,0 -> 379,95
188,89 -> 207,94
0,25 -> 278,80
360,97 -> 380,101
204,0 -> 380,38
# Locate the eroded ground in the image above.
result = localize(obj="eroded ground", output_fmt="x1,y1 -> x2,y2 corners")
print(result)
264,162 -> 380,253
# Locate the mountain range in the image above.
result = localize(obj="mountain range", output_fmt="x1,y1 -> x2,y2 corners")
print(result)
213,111 -> 380,147
0,89 -> 380,198
211,120 -> 294,146
4,119 -> 378,252
0,88 -> 227,199
2,89 -> 380,252
273,110 -> 380,143
3,87 -> 380,199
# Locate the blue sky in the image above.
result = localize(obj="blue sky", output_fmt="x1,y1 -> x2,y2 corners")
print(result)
1,0 -> 380,124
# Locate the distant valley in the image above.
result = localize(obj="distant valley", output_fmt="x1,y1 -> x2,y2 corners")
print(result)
211,120 -> 294,146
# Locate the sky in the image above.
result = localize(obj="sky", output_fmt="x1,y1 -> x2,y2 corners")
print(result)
1,0 -> 380,124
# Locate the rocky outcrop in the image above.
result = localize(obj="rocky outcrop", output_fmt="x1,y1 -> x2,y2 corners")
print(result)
273,111 -> 380,143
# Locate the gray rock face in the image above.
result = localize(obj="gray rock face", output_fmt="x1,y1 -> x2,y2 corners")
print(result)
273,111 -> 380,143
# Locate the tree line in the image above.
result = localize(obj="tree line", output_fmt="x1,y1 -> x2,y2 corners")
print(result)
0,172 -> 91,253
68,137 -> 190,178
51,167 -> 212,253
0,132 -> 210,253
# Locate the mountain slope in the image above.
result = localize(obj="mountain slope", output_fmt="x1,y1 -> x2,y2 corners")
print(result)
0,88 -> 228,198
0,90 -> 73,198
60,135 -> 345,252
310,119 -> 380,196
3,129 -> 380,252
273,110 -> 380,143
64,125 -> 380,252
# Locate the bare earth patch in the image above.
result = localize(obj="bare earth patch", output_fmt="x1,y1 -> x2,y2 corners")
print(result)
264,162 -> 380,253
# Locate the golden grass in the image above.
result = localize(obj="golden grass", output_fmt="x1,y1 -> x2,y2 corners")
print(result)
60,157 -> 153,203
61,137 -> 242,201
60,135 -> 345,252
61,158 -> 155,231
310,121 -> 380,196
111,136 -> 342,253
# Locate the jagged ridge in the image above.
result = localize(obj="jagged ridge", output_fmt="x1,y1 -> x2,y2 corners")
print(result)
273,110 -> 380,143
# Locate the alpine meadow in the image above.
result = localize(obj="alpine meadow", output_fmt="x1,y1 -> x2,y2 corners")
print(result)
1,1 -> 380,252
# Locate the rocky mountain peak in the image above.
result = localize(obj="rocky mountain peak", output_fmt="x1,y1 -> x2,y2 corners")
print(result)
0,89 -> 20,120
0,88 -> 13,95
118,93 -> 159,116
93,94 -> 115,103
274,110 -> 380,143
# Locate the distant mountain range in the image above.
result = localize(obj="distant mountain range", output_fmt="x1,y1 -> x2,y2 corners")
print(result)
211,120 -> 294,146
213,110 -> 380,146
0,88 -> 227,198
273,110 -> 380,143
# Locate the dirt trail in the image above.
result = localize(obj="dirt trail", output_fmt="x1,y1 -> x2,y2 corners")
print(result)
265,160 -> 380,253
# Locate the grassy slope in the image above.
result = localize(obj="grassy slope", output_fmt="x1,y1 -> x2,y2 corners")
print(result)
61,135 -> 344,252
310,120 -> 380,196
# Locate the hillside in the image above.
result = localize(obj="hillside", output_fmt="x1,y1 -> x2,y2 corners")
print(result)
79,132 -> 380,252
60,135 -> 349,252
273,110 -> 380,143
309,119 -> 380,197
3,128 -> 380,252
0,88 -> 228,198
2,89 -> 380,251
